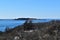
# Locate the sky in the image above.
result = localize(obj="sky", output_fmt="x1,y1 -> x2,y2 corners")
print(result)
0,0 -> 60,19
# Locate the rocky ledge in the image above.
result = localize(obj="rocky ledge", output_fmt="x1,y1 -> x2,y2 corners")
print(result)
0,20 -> 60,40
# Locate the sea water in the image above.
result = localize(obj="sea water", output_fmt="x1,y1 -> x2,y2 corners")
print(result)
0,19 -> 25,32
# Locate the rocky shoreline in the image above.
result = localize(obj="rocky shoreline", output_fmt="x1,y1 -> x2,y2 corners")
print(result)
0,19 -> 60,40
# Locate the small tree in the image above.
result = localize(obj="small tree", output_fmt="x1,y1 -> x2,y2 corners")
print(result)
23,19 -> 34,30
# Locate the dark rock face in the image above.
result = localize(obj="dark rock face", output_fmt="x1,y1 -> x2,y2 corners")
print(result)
0,20 -> 60,40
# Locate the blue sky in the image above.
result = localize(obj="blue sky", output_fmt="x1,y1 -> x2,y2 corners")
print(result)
0,0 -> 60,19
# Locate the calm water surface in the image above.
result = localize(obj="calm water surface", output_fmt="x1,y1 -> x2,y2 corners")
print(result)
0,19 -> 25,31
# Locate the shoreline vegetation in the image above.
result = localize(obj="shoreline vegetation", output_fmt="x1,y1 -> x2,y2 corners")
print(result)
0,18 -> 60,40
14,18 -> 38,20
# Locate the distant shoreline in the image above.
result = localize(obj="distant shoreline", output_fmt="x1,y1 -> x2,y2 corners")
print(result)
14,18 -> 38,20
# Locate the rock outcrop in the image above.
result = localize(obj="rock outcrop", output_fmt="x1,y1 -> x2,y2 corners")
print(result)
0,20 -> 60,40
